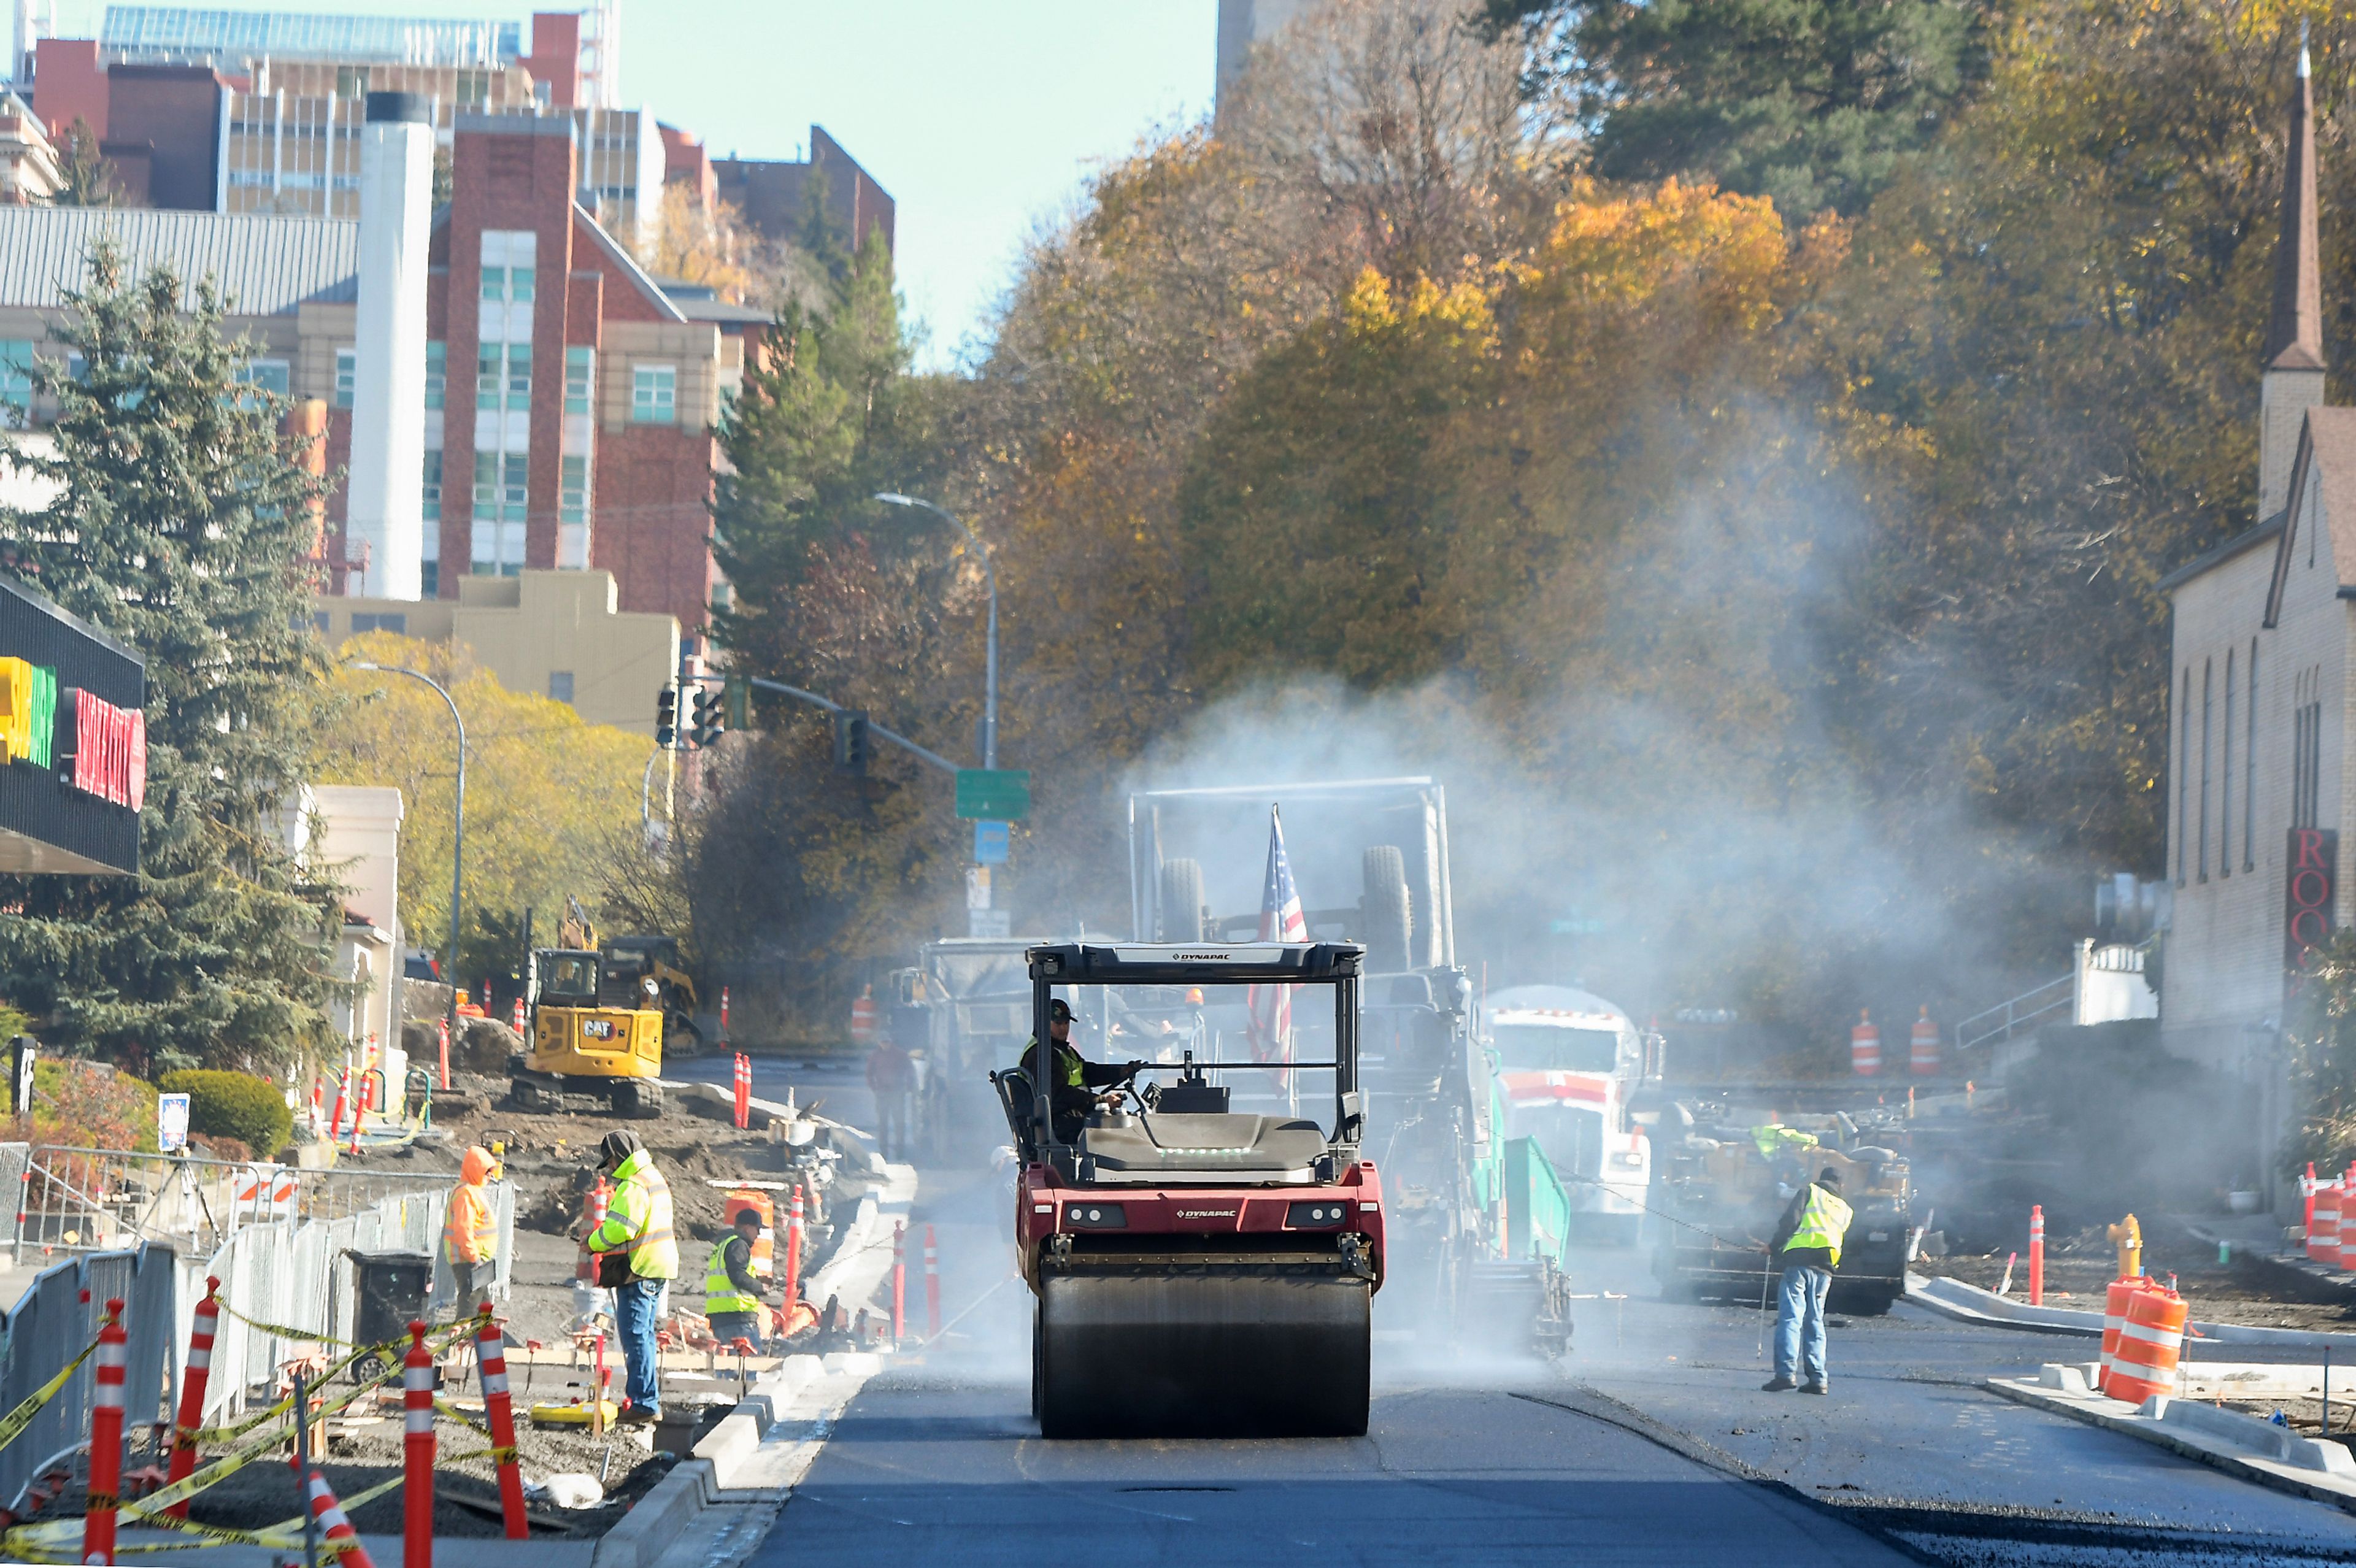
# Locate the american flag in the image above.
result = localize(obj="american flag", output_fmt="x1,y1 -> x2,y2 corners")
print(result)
1247,807 -> 1307,1064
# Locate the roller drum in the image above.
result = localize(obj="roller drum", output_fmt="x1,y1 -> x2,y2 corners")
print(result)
1036,1270 -> 1370,1438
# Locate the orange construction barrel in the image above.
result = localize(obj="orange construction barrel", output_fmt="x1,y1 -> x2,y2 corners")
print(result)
1910,1007 -> 1940,1077
2312,1182 -> 2343,1270
1850,1009 -> 1881,1077
2096,1277 -> 2150,1395
2105,1285 -> 2187,1405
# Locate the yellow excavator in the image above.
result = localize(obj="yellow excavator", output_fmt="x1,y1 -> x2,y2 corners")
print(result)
511,946 -> 666,1118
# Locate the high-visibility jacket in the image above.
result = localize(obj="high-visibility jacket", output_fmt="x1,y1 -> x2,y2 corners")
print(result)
586,1150 -> 678,1280
1781,1183 -> 1854,1269
442,1146 -> 498,1266
1750,1124 -> 1820,1159
704,1236 -> 759,1315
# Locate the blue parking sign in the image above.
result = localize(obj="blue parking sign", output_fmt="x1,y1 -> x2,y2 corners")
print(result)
974,820 -> 1010,864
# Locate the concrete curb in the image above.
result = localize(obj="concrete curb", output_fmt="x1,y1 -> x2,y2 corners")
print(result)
1908,1272 -> 2356,1350
591,1162 -> 917,1568
1987,1373 -> 2356,1513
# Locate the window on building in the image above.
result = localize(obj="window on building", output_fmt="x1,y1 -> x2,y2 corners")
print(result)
632,364 -> 676,423
334,345 -> 356,409
2294,677 -> 2324,830
560,455 -> 590,525
420,561 -> 439,598
2177,667 -> 2191,884
313,610 -> 331,634
472,450 -> 527,576
423,449 -> 442,521
564,345 -> 595,415
2198,658 -> 2212,880
2222,648 -> 2234,877
549,671 -> 574,705
235,358 -> 291,399
2246,639 -> 2259,871
350,612 -> 407,635
0,340 -> 32,427
425,341 -> 446,411
478,342 -> 531,412
480,263 -> 536,305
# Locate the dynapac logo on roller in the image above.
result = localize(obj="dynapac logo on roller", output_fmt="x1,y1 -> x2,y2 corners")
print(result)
1177,1209 -> 1238,1220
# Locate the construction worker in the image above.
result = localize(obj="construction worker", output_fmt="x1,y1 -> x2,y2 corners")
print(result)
440,1145 -> 499,1310
703,1207 -> 768,1348
585,1130 -> 678,1425
866,1031 -> 914,1161
1762,1165 -> 1852,1396
1028,997 -> 1142,1143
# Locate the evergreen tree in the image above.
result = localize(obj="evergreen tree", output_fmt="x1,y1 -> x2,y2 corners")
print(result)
1482,0 -> 2001,216
47,118 -> 117,208
0,244 -> 340,1072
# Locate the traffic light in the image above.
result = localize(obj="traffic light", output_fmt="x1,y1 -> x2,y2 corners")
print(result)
833,709 -> 869,774
724,674 -> 749,731
690,685 -> 726,748
654,685 -> 679,748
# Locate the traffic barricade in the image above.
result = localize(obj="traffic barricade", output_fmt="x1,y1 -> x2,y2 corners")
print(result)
2105,1284 -> 2187,1405
1850,1010 -> 1880,1077
2311,1180 -> 2342,1269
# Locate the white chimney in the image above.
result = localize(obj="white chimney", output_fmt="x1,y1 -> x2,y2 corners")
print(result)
347,91 -> 434,601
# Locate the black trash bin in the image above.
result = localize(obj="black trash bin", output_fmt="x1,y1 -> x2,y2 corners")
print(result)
345,1249 -> 432,1377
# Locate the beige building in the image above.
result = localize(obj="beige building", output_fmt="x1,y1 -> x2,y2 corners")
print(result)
281,783 -> 406,1056
317,567 -> 678,737
0,91 -> 63,206
2161,47 -> 2351,1196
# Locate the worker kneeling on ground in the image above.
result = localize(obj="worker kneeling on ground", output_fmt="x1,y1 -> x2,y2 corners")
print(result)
441,1145 -> 500,1310
704,1207 -> 769,1349
1028,997 -> 1142,1143
1762,1165 -> 1852,1396
586,1130 -> 677,1425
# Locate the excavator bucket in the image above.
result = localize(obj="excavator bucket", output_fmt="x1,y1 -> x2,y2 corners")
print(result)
1035,1269 -> 1371,1439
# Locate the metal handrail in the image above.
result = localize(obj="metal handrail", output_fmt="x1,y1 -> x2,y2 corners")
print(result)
1954,974 -> 2074,1052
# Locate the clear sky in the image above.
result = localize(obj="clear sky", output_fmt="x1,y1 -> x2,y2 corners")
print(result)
36,0 -> 1221,370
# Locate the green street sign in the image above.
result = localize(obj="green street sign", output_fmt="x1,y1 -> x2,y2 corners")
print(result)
956,768 -> 1031,821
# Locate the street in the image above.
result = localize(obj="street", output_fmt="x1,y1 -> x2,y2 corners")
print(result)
736,1166 -> 2356,1568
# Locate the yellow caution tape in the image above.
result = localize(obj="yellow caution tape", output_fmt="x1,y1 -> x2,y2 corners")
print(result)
0,1335 -> 99,1456
433,1396 -> 491,1435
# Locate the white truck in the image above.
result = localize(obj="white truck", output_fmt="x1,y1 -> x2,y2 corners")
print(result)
1482,984 -> 1660,1245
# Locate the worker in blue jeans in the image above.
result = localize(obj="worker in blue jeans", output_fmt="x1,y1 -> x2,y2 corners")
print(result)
1762,1166 -> 1852,1396
585,1131 -> 678,1424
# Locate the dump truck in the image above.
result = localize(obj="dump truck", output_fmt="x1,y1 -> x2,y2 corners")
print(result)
1125,777 -> 1569,1353
510,946 -> 665,1118
997,940 -> 1381,1437
1649,1109 -> 1914,1314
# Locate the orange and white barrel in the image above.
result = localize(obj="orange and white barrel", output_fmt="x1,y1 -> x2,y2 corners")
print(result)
1910,1007 -> 1940,1077
2312,1182 -> 2343,1269
850,987 -> 879,1047
1850,1009 -> 1881,1077
2096,1277 -> 2148,1394
2106,1285 -> 2187,1405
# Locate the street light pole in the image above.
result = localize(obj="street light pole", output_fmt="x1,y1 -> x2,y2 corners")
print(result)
874,493 -> 996,769
350,661 -> 466,1053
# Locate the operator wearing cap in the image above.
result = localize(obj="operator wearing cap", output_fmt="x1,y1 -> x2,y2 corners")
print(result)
1031,997 -> 1142,1143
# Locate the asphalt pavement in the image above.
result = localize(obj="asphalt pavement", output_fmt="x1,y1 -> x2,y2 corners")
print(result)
727,1163 -> 2356,1568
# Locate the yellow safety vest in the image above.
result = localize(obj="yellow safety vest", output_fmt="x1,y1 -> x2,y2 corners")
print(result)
441,1183 -> 498,1266
704,1237 -> 758,1316
587,1151 -> 679,1280
1783,1183 -> 1854,1268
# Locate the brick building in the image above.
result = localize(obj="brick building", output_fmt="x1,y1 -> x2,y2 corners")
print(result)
2160,45 -> 2356,1193
0,111 -> 751,635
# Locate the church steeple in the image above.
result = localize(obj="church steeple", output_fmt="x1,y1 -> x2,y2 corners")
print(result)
2262,26 -> 2327,518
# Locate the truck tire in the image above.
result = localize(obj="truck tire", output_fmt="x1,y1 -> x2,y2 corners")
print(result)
1158,858 -> 1209,943
1361,847 -> 1412,972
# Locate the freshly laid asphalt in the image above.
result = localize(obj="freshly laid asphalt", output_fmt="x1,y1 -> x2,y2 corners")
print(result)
730,1159 -> 2356,1568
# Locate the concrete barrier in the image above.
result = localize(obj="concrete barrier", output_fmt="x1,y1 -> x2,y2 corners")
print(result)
1910,1272 -> 2356,1351
2144,1394 -> 2356,1475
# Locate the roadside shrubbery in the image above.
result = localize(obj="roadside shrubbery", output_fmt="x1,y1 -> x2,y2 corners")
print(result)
158,1069 -> 293,1160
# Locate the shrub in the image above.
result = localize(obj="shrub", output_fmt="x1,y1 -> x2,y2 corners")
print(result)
158,1069 -> 293,1159
10,1058 -> 158,1152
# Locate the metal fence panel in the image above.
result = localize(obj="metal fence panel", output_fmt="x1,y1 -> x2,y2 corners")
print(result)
0,1143 -> 29,1248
